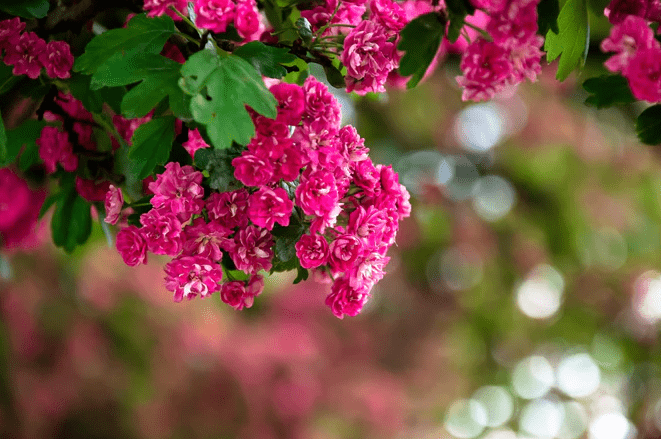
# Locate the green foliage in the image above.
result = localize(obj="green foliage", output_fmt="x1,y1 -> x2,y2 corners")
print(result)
179,50 -> 277,150
0,63 -> 23,96
1,120 -> 48,169
233,42 -> 297,79
545,0 -> 590,81
538,0 -> 560,35
397,13 -> 446,89
194,147 -> 243,192
129,116 -> 176,179
67,73 -> 125,115
445,0 -> 474,43
74,14 -> 175,75
87,54 -> 184,119
583,75 -> 636,108
271,217 -> 305,272
50,177 -> 92,253
0,0 -> 49,18
636,104 -> 661,145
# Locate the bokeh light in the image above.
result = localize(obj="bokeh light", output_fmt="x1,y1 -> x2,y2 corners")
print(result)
444,399 -> 488,439
454,103 -> 504,153
471,386 -> 514,427
512,356 -> 555,399
516,265 -> 565,320
519,398 -> 564,438
471,175 -> 516,222
556,353 -> 601,398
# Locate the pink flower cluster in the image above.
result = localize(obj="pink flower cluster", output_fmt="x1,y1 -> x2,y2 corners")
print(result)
605,0 -> 661,24
193,0 -> 264,40
143,0 -> 189,21
0,169 -> 45,251
0,17 -> 73,80
456,0 -> 544,101
113,77 -> 410,317
601,15 -> 661,102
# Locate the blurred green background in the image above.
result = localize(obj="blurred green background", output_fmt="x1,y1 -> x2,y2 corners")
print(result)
3,13 -> 661,438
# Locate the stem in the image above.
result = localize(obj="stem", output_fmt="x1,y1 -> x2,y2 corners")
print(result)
463,21 -> 491,40
313,0 -> 341,39
176,30 -> 200,46
168,5 -> 197,31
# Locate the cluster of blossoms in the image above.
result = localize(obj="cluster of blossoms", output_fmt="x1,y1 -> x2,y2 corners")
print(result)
601,1 -> 661,102
0,17 -> 73,80
456,0 -> 544,101
144,0 -> 264,41
112,76 -> 410,317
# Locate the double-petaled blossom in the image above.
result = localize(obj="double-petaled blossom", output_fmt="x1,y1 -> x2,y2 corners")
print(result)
230,225 -> 274,274
37,126 -> 78,174
325,276 -> 371,319
206,189 -> 250,229
295,234 -> 330,269
165,255 -> 223,302
104,185 -> 124,225
182,217 -> 232,261
182,128 -> 210,158
143,0 -> 189,20
41,41 -> 74,79
140,208 -> 184,256
116,226 -> 148,266
4,32 -> 46,79
247,187 -> 294,230
194,0 -> 236,33
149,162 -> 205,222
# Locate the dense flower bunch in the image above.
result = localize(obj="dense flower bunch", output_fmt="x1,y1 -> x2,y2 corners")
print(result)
113,77 -> 410,317
601,2 -> 661,102
456,0 -> 544,101
0,17 -> 73,80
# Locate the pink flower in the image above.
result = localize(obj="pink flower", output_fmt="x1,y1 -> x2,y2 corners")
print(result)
0,18 -> 25,54
487,0 -> 539,46
370,0 -> 408,34
338,125 -> 369,163
328,234 -> 364,273
54,92 -> 94,122
232,153 -> 273,187
75,177 -> 111,202
341,21 -> 397,95
143,0 -> 189,20
3,32 -> 46,79
111,113 -> 152,149
220,281 -> 250,309
0,168 -> 45,251
301,0 -> 365,37
182,128 -> 210,158
325,276 -> 371,318
182,217 -> 231,261
41,41 -> 74,79
73,122 -> 96,150
247,186 -> 293,230
194,0 -> 236,33
302,76 -> 342,136
353,158 -> 380,194
350,251 -> 389,290
37,126 -> 78,174
270,82 -> 306,125
624,47 -> 661,102
456,39 -> 513,101
246,273 -> 265,297
348,205 -> 388,247
140,208 -> 184,256
234,0 -> 263,40
601,16 -> 657,73
164,255 -> 223,302
149,162 -> 205,222
274,142 -> 305,182
206,189 -> 250,229
295,168 -> 340,217
606,0 -> 647,24
116,225 -> 148,266
104,185 -> 124,225
295,234 -> 329,269
230,225 -> 274,274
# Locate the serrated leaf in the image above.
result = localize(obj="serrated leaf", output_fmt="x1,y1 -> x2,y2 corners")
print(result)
129,116 -> 175,179
636,104 -> 661,145
194,148 -> 242,192
88,54 -> 183,118
233,41 -> 297,78
544,0 -> 589,81
583,74 -> 635,108
538,0 -> 560,35
0,0 -> 49,18
2,120 -> 48,168
445,0 -> 474,43
397,13 -> 445,89
51,185 -> 92,253
74,14 -> 175,75
179,50 -> 277,150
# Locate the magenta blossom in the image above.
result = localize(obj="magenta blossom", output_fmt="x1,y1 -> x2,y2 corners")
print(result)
328,234 -> 364,273
230,225 -> 274,274
182,128 -> 210,158
247,186 -> 294,230
0,18 -> 25,54
325,276 -> 371,318
104,185 -> 124,225
295,168 -> 340,217
194,0 -> 236,33
270,82 -> 306,125
36,126 -> 78,174
295,234 -> 330,269
234,0 -> 263,40
456,39 -> 513,101
41,41 -> 74,79
116,226 -> 148,266
149,162 -> 205,222
140,208 -> 183,256
206,189 -> 250,229
182,217 -> 231,261
601,15 -> 658,73
165,255 -> 223,302
4,32 -> 46,79
143,0 -> 189,20
232,153 -> 274,187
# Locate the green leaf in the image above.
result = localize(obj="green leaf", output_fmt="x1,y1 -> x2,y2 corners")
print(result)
67,73 -> 125,114
293,266 -> 308,284
583,75 -> 635,108
636,104 -> 661,145
538,0 -> 560,35
0,109 -> 6,166
194,147 -> 242,192
51,185 -> 93,253
74,14 -> 175,75
129,116 -> 176,179
179,50 -> 277,150
2,120 -> 48,168
323,63 -> 345,89
233,41 -> 297,78
271,218 -> 305,264
0,0 -> 49,18
0,63 -> 23,96
87,54 -> 183,118
445,0 -> 474,43
544,0 -> 589,81
397,13 -> 445,89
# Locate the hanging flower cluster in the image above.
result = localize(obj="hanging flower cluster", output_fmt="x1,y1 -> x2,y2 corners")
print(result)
112,77 -> 410,318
